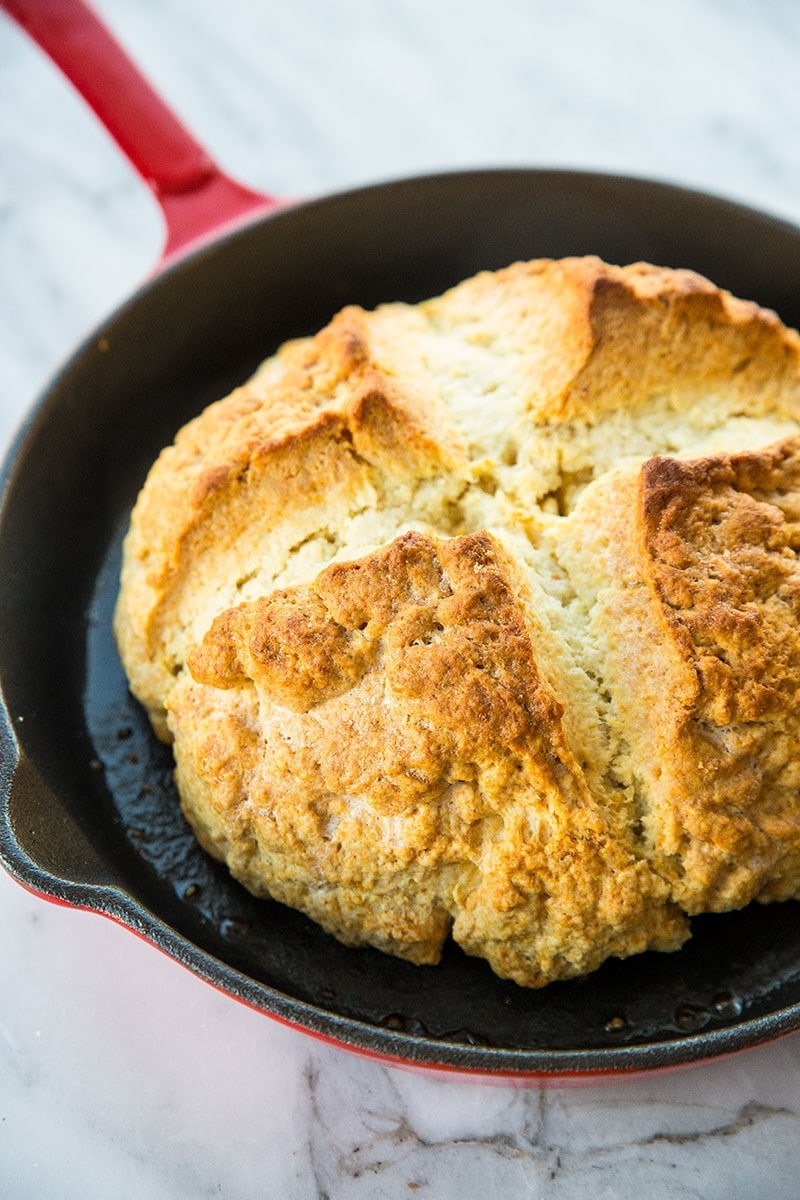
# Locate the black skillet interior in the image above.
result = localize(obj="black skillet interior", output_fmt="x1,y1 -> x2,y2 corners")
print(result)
3,169 -> 800,1075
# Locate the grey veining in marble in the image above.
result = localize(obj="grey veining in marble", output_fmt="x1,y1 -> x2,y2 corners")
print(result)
3,1 -> 800,1196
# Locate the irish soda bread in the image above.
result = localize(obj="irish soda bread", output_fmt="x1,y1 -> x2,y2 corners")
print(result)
114,257 -> 800,988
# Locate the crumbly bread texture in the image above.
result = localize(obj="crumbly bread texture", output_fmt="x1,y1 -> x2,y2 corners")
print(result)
114,256 -> 800,987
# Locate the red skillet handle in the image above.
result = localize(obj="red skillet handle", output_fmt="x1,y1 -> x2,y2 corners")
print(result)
1,0 -> 282,265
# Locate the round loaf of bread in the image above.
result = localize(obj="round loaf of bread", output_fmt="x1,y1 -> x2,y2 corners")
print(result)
114,257 -> 800,987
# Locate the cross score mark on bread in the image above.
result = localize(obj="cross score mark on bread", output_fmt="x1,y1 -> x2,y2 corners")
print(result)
114,257 -> 800,987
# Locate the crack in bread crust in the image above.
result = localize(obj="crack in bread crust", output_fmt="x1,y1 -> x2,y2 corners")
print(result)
115,256 -> 800,986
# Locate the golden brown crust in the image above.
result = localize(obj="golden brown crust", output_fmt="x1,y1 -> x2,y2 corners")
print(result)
191,530 -> 567,758
634,439 -> 800,908
552,435 -> 800,917
559,259 -> 800,423
113,308 -> 464,738
116,255 -> 800,986
414,256 -> 800,425
173,531 -> 686,981
641,441 -> 800,722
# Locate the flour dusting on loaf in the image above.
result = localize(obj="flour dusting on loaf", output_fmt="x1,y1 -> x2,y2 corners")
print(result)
114,257 -> 800,987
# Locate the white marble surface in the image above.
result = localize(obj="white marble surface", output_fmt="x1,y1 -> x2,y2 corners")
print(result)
3,0 -> 800,1195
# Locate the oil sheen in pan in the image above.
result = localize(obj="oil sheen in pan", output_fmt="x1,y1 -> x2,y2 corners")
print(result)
81,516 -> 800,1053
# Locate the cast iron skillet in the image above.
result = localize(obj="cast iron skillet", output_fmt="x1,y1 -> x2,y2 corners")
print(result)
3,0 -> 800,1083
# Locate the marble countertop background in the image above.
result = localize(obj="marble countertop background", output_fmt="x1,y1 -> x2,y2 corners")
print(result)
3,1 -> 800,1196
